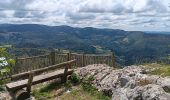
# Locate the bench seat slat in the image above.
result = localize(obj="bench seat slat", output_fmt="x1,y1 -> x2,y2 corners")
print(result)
6,69 -> 73,91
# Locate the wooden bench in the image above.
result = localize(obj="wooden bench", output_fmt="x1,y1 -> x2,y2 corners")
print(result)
6,59 -> 76,100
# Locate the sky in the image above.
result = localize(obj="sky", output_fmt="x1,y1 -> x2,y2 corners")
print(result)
0,0 -> 170,31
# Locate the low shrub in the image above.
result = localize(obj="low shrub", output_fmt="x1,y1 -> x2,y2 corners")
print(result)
81,76 -> 96,92
0,47 -> 15,85
81,76 -> 110,100
70,72 -> 80,84
64,80 -> 72,90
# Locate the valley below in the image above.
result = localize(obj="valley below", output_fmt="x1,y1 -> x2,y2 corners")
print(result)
0,24 -> 170,66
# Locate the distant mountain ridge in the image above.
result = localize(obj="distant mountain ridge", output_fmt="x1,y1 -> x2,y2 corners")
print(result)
0,24 -> 170,66
144,31 -> 170,35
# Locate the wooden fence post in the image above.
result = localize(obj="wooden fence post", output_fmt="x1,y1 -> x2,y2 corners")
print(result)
111,52 -> 115,68
27,72 -> 34,95
14,57 -> 18,75
67,52 -> 71,61
82,53 -> 85,67
50,50 -> 56,65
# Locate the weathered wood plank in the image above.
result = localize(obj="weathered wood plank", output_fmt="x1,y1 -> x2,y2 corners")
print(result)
11,59 -> 76,81
6,69 -> 73,91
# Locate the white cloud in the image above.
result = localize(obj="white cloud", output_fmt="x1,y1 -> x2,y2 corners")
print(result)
0,0 -> 170,31
0,10 -> 15,18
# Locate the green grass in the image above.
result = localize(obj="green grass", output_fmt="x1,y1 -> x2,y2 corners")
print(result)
32,80 -> 63,100
142,63 -> 170,93
59,87 -> 110,100
32,80 -> 111,100
32,90 -> 54,100
143,63 -> 170,77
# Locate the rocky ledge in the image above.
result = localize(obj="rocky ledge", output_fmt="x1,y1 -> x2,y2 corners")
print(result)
76,64 -> 170,100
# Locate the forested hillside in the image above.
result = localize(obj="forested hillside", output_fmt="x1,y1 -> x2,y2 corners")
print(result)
0,24 -> 170,65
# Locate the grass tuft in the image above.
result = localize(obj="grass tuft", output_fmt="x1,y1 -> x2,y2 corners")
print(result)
32,80 -> 63,100
143,63 -> 170,77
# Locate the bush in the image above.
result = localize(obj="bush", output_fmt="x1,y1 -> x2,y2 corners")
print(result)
0,47 -> 15,85
70,72 -> 80,84
81,76 -> 111,100
81,75 -> 96,92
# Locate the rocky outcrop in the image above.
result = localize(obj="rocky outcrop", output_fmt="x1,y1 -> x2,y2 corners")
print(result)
76,64 -> 170,100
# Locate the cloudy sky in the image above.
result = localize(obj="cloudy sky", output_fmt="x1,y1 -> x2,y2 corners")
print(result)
0,0 -> 170,31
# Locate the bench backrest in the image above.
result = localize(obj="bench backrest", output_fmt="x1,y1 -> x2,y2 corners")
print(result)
11,59 -> 76,81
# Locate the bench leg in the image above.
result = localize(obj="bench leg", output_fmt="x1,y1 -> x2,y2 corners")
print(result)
61,76 -> 67,83
9,89 -> 30,100
61,65 -> 69,83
